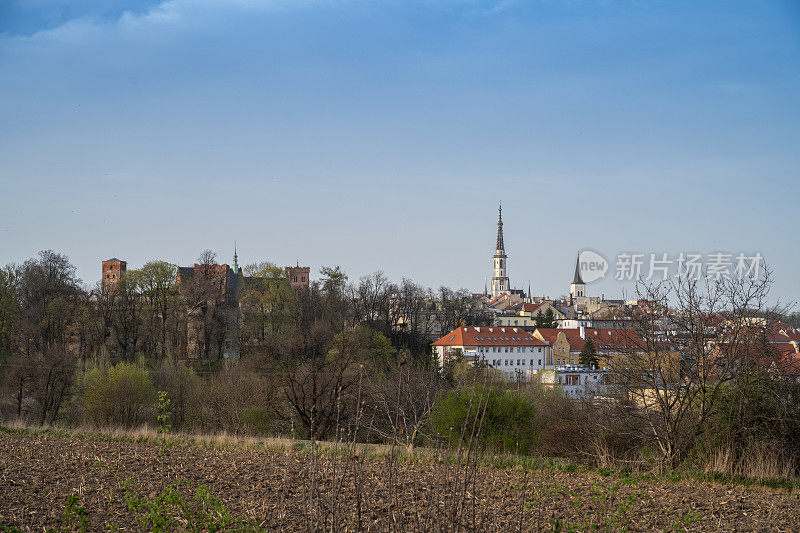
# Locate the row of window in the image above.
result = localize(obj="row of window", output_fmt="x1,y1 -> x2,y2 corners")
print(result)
474,336 -> 530,341
496,319 -> 532,326
478,346 -> 544,353
490,359 -> 543,367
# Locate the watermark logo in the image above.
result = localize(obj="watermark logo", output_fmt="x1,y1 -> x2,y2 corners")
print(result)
615,252 -> 764,281
578,249 -> 608,283
576,251 -> 764,283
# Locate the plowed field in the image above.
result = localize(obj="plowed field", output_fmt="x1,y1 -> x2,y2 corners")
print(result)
1,430 -> 798,531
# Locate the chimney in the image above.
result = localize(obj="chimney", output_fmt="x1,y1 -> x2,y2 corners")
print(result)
579,325 -> 585,339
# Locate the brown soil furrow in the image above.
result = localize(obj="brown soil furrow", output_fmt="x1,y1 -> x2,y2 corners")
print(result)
0,432 -> 798,531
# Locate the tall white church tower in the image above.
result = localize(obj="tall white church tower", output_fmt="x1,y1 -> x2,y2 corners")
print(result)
491,204 -> 510,298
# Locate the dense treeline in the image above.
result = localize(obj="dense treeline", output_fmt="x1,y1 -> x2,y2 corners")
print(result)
0,250 -> 490,438
1,250 -> 799,481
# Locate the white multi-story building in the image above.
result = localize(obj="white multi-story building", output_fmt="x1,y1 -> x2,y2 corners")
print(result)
431,326 -> 550,380
539,365 -> 610,398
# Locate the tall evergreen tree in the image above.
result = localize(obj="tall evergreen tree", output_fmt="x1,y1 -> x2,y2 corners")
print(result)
579,337 -> 599,367
543,308 -> 557,328
534,310 -> 545,328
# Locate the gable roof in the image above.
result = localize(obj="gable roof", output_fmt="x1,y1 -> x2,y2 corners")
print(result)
534,327 -> 646,352
767,323 -> 800,344
432,326 -> 548,347
534,328 -> 586,350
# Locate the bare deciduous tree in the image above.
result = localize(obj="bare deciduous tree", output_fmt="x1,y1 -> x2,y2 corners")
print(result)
611,266 -> 775,469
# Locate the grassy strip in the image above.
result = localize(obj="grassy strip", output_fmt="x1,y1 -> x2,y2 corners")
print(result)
3,422 -> 798,491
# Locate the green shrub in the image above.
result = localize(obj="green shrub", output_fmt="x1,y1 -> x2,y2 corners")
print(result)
431,386 -> 539,454
80,363 -> 156,427
238,406 -> 271,435
150,361 -> 201,431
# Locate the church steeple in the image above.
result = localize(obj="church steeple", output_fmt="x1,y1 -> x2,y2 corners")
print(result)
572,254 -> 584,284
490,204 -> 510,298
496,204 -> 505,251
570,253 -> 586,299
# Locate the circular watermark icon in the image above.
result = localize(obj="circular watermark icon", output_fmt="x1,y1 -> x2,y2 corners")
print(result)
579,249 -> 608,283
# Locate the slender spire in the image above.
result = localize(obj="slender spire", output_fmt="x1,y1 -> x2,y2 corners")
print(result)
572,254 -> 584,284
496,203 -> 504,251
232,242 -> 239,273
528,281 -> 531,300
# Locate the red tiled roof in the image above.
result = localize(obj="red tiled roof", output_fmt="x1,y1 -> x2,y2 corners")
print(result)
431,326 -> 548,347
534,328 -> 646,352
534,328 -> 586,350
777,355 -> 800,375
486,295 -> 503,306
767,323 -> 800,344
773,341 -> 800,357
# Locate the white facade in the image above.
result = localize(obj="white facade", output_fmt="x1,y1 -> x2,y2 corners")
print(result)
432,326 -> 550,381
558,318 -> 593,329
495,315 -> 536,328
481,344 -> 547,380
491,250 -> 509,297
539,366 -> 610,398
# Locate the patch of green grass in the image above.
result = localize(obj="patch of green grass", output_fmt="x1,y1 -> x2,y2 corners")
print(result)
670,510 -> 701,531
125,480 -> 262,532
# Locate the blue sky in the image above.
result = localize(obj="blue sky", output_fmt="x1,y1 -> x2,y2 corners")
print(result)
1,0 -> 799,303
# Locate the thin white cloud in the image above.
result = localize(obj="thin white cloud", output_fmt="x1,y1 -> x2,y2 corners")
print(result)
1,0 -> 313,48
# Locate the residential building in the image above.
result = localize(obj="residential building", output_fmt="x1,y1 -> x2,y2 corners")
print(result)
533,327 -> 648,368
495,313 -> 537,328
539,366 -> 610,398
519,302 -> 566,321
431,326 -> 550,381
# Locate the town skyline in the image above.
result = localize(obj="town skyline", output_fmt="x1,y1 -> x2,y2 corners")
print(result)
2,0 -> 799,302
6,205 -> 791,307
3,3 -> 800,525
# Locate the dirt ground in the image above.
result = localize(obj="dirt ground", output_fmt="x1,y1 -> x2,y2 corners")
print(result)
0,430 -> 798,532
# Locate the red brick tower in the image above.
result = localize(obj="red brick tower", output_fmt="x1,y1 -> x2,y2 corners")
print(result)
102,258 -> 127,293
285,263 -> 310,288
